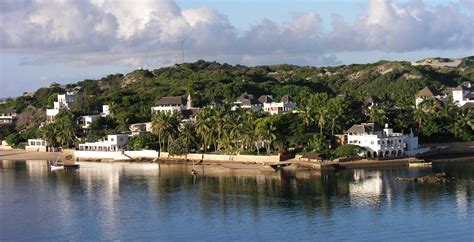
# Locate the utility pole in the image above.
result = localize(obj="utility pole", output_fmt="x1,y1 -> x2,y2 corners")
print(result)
180,38 -> 184,63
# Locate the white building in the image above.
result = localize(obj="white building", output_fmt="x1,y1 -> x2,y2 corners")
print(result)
25,138 -> 49,152
46,91 -> 83,123
79,105 -> 110,129
0,108 -> 17,124
151,96 -> 187,114
78,134 -> 129,151
261,95 -> 297,115
452,82 -> 474,107
346,123 -> 419,158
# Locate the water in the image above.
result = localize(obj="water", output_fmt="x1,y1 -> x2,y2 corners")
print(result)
1,160 -> 473,241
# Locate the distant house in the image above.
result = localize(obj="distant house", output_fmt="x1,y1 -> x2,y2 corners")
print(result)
78,134 -> 129,151
345,123 -> 420,158
415,86 -> 446,108
363,96 -> 383,109
415,82 -> 474,108
79,105 -> 110,129
25,138 -> 51,152
129,122 -> 152,136
262,95 -> 297,115
0,108 -> 17,124
46,91 -> 83,123
151,96 -> 186,114
452,82 -> 474,107
232,93 -> 262,111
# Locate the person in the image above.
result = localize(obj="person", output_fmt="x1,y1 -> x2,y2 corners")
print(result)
191,169 -> 198,176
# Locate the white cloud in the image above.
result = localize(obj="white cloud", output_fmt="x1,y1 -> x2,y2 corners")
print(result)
0,0 -> 472,67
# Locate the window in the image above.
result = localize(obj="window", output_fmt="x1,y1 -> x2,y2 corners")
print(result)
111,138 -> 114,141
377,141 -> 380,144
371,141 -> 374,144
120,138 -> 123,141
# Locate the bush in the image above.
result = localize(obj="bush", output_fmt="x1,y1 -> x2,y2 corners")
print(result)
5,133 -> 23,147
334,144 -> 365,158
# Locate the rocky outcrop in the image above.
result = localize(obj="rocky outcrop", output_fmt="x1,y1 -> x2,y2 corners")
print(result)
396,172 -> 456,183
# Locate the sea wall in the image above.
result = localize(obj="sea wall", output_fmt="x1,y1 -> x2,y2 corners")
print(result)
159,152 -> 280,163
74,150 -> 159,160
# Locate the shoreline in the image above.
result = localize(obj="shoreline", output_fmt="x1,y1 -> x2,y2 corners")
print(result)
1,149 -> 473,171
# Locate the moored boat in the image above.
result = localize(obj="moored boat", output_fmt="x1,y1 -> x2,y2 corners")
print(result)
408,161 -> 432,167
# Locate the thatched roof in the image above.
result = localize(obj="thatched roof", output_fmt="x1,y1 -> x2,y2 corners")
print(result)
346,123 -> 375,134
155,96 -> 185,106
258,95 -> 273,104
416,86 -> 442,97
281,95 -> 293,103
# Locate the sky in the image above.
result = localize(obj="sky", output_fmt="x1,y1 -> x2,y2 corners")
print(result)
0,0 -> 473,98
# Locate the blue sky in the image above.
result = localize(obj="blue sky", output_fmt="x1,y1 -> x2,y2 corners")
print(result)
1,0 -> 473,98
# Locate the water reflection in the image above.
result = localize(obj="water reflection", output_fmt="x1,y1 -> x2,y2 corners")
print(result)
1,160 -> 473,240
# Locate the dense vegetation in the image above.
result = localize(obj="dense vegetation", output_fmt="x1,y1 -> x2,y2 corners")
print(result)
1,57 -> 473,156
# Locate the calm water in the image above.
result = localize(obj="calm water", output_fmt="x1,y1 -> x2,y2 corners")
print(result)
1,160 -> 473,241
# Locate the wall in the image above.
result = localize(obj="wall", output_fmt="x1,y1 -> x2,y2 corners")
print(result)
25,146 -> 47,152
74,150 -> 159,160
159,152 -> 280,163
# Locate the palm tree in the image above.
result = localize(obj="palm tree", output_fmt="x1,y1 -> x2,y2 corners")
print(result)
54,111 -> 78,148
299,106 -> 313,128
195,108 -> 213,153
315,107 -> 328,135
151,112 -> 170,154
452,108 -> 474,139
107,102 -> 118,117
368,106 -> 387,127
413,106 -> 425,133
211,106 -> 225,151
256,120 -> 277,154
40,123 -> 57,151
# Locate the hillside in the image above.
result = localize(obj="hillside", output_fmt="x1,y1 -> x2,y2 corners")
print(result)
2,56 -> 473,125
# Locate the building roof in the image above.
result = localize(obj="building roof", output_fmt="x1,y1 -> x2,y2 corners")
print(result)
416,86 -> 443,97
281,95 -> 293,103
155,96 -> 185,106
237,93 -> 261,106
346,123 -> 376,134
1,107 -> 16,114
364,96 -> 382,106
241,98 -> 261,106
258,95 -> 273,104
181,108 -> 200,119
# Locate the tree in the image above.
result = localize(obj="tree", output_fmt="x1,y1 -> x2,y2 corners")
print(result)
299,106 -> 313,128
195,108 -> 213,153
151,112 -> 179,153
39,123 -> 58,149
255,119 -> 277,154
333,144 -> 365,158
307,134 -> 326,152
54,110 -> 78,148
308,93 -> 329,134
179,122 -> 197,153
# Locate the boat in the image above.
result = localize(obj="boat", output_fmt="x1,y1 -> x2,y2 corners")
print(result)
408,161 -> 432,167
48,159 -> 80,170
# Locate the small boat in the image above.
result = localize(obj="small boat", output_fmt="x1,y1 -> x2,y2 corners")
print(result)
409,161 -> 432,167
48,160 -> 80,170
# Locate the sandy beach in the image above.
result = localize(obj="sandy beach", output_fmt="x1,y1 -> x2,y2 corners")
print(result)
0,150 -> 65,161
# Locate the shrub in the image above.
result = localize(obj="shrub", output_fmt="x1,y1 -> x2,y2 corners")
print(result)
334,144 -> 365,158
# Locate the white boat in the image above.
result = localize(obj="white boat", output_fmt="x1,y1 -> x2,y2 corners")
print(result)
50,164 -> 64,170
408,162 -> 432,167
